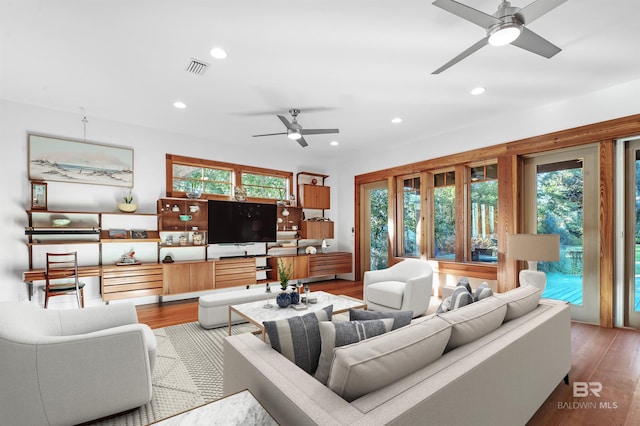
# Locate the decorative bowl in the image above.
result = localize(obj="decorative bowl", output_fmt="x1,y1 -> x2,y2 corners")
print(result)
51,218 -> 71,226
186,191 -> 201,199
118,203 -> 138,213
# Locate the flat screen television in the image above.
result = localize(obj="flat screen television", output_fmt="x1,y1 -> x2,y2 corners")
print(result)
207,200 -> 277,244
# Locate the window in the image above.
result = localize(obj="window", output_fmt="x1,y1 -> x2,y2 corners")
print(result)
470,164 -> 498,263
433,171 -> 456,260
166,154 -> 292,201
397,176 -> 421,257
241,171 -> 289,201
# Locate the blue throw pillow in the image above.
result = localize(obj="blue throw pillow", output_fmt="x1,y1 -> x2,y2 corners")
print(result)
263,304 -> 333,374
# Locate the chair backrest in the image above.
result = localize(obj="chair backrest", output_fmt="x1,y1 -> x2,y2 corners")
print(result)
390,258 -> 433,282
45,252 -> 80,288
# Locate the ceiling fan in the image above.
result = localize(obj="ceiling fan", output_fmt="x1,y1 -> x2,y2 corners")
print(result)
431,0 -> 567,74
252,108 -> 339,147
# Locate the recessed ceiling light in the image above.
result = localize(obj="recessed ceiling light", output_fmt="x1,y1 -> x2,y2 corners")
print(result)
471,87 -> 486,95
391,117 -> 403,124
210,47 -> 228,59
330,141 -> 339,146
173,101 -> 187,109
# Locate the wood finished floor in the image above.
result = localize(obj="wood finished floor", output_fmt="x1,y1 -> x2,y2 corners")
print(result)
135,280 -> 640,426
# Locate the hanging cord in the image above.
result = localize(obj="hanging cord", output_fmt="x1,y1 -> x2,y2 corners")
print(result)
82,116 -> 88,141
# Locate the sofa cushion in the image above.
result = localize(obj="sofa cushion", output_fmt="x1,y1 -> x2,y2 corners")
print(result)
263,304 -> 333,374
326,316 -> 451,402
474,282 -> 493,302
366,281 -> 405,309
438,296 -> 507,351
315,318 -> 394,384
494,286 -> 542,321
348,309 -> 413,330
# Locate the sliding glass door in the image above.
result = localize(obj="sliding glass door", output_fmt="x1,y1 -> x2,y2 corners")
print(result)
624,138 -> 640,328
360,181 -> 389,275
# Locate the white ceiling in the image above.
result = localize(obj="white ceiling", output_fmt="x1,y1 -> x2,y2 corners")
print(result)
2,0 -> 639,161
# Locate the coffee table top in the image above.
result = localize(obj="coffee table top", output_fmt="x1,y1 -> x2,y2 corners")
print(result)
230,291 -> 366,328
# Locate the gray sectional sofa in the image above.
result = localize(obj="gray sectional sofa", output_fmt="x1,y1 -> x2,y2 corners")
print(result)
224,286 -> 572,426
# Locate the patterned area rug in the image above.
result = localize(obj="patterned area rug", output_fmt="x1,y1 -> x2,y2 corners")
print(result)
89,322 -> 255,426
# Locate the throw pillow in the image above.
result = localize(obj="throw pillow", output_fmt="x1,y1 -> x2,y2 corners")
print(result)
449,285 -> 474,310
315,318 -> 394,385
348,309 -> 413,330
263,304 -> 333,374
456,277 -> 472,293
436,296 -> 451,314
474,282 -> 493,302
494,286 -> 541,321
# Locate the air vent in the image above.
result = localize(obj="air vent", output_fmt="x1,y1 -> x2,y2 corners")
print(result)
185,58 -> 209,76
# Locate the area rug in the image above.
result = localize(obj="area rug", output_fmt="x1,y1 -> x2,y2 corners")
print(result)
89,322 -> 255,426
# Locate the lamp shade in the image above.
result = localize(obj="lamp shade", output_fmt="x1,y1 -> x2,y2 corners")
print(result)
507,234 -> 560,262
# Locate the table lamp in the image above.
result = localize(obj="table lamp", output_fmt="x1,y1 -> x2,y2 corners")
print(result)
507,234 -> 560,292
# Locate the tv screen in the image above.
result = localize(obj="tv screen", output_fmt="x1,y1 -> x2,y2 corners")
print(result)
207,200 -> 277,244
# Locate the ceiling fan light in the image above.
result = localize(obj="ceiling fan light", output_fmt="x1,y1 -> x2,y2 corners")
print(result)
488,24 -> 522,46
287,130 -> 302,140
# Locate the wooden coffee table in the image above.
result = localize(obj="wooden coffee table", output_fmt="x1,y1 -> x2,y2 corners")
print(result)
228,291 -> 367,340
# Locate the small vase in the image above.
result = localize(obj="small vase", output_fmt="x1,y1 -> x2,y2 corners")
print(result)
118,203 -> 138,213
290,291 -> 300,305
276,292 -> 291,308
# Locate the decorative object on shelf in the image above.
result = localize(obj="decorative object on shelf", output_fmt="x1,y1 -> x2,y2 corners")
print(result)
51,217 -> 71,227
162,254 -> 174,263
234,186 -> 247,202
321,239 -> 328,253
165,235 -> 173,245
186,183 -> 202,199
289,194 -> 296,206
276,258 -> 293,308
30,181 -> 47,210
131,229 -> 148,239
108,229 -> 127,239
189,205 -> 200,213
193,231 -> 204,245
305,246 -> 317,255
311,178 -> 318,185
179,214 -> 192,221
179,234 -> 188,246
171,204 -> 180,212
28,133 -> 133,187
117,251 -> 138,265
118,189 -> 137,213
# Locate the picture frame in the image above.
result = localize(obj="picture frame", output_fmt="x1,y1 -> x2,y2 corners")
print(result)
131,229 -> 148,239
108,229 -> 128,239
30,181 -> 47,210
28,133 -> 134,188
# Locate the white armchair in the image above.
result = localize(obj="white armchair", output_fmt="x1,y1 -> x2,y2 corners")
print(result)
363,259 -> 434,318
0,302 -> 157,426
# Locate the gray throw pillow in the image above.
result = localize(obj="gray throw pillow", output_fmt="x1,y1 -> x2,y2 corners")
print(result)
456,277 -> 472,293
315,318 -> 394,384
436,296 -> 451,314
348,309 -> 413,330
263,304 -> 333,374
474,282 -> 493,301
450,286 -> 474,310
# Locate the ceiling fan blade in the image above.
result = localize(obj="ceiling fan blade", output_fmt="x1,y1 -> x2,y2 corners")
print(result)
432,0 -> 500,29
252,132 -> 287,137
517,0 -> 567,24
277,115 -> 294,130
301,128 -> 340,135
297,136 -> 309,148
511,27 -> 561,58
432,37 -> 488,74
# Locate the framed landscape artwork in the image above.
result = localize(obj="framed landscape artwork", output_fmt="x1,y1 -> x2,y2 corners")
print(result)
28,134 -> 133,187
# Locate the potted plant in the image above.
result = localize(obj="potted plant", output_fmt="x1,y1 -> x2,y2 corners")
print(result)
276,258 -> 293,308
118,189 -> 137,213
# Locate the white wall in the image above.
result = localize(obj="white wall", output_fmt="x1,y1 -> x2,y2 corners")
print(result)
0,100 -> 338,304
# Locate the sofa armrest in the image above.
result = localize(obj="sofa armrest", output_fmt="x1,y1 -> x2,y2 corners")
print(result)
57,303 -> 139,335
224,333 -> 364,426
36,324 -> 153,425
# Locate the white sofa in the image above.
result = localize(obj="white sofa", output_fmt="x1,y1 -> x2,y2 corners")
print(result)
0,302 -> 157,426
364,258 -> 434,318
224,287 -> 571,426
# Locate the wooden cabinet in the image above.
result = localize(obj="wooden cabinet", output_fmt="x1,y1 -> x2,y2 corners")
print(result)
299,184 -> 330,209
163,260 -> 214,294
268,256 -> 308,282
308,252 -> 352,277
102,263 -> 163,301
300,220 -> 334,239
214,257 -> 257,289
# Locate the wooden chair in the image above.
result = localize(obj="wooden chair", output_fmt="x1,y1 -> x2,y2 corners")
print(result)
43,252 -> 85,308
